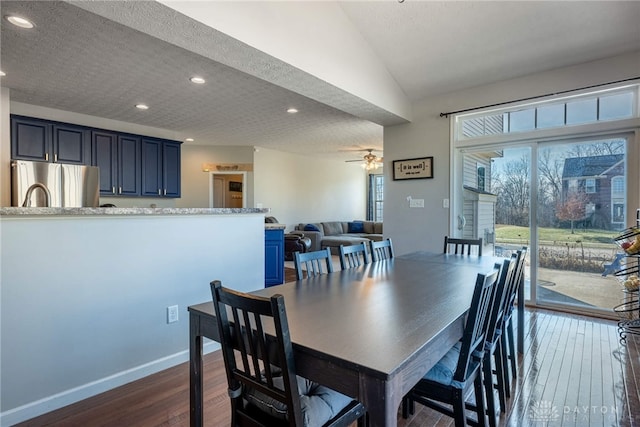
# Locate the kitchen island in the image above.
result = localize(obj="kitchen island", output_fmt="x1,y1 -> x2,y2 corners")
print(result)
0,207 -> 268,425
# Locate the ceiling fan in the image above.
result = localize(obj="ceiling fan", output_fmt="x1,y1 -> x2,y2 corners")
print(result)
345,149 -> 383,170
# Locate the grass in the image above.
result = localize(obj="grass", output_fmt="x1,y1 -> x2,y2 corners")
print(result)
495,224 -> 619,247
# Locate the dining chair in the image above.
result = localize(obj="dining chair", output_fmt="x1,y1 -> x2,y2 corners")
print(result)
402,265 -> 501,427
369,238 -> 394,262
500,247 -> 528,389
481,255 -> 517,427
444,236 -> 483,256
293,248 -> 334,280
339,243 -> 370,270
209,280 -> 366,427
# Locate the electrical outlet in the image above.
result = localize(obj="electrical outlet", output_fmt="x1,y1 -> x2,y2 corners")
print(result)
443,198 -> 450,208
167,305 -> 179,323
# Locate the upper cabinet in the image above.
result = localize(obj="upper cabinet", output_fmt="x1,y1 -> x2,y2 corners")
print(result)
11,116 -> 89,165
141,138 -> 181,198
92,131 -> 141,196
11,115 -> 181,198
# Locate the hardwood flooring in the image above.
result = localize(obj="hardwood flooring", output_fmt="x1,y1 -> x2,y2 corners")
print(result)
15,309 -> 640,427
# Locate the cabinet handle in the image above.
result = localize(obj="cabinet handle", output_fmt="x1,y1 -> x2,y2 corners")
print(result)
112,186 -> 116,194
164,189 -> 167,196
158,189 -> 161,196
119,187 -> 122,194
45,153 -> 49,161
54,153 -> 58,163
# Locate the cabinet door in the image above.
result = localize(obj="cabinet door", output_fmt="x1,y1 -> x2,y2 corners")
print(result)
162,141 -> 181,197
118,136 -> 141,196
265,229 -> 284,287
92,131 -> 118,195
11,116 -> 51,162
141,138 -> 162,196
53,124 -> 90,165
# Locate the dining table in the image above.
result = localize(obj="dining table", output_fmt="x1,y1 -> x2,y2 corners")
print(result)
188,251 -> 509,427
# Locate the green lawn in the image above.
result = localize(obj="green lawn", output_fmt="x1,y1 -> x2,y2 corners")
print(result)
495,224 -> 618,246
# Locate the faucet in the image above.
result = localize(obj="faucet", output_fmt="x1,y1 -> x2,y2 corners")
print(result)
22,183 -> 52,207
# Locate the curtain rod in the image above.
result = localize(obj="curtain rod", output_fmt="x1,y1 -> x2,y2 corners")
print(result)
439,76 -> 640,118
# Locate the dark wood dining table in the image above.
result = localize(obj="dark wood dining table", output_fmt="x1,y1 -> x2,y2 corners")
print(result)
188,251 -> 508,427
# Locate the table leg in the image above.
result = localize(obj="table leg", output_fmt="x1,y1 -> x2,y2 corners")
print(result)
360,376 -> 397,427
190,313 -> 203,427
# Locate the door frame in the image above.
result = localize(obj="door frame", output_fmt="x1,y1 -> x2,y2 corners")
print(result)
208,171 -> 247,208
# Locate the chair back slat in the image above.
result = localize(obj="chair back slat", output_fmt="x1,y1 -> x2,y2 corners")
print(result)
486,255 -> 517,344
293,248 -> 334,280
454,266 -> 500,383
504,247 -> 528,315
443,236 -> 483,256
369,238 -> 394,262
339,243 -> 371,270
210,280 -> 304,426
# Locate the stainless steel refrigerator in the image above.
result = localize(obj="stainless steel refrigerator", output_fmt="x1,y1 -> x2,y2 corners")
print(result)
11,160 -> 100,207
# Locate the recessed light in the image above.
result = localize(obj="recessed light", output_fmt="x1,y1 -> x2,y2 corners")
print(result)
287,108 -> 298,114
135,104 -> 149,110
5,15 -> 35,29
185,138 -> 194,142
0,71 -> 5,77
190,76 -> 205,84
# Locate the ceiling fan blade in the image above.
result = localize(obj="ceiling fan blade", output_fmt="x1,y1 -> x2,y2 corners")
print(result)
345,159 -> 364,163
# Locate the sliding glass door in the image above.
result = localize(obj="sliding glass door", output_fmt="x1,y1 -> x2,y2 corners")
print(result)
460,136 -> 630,315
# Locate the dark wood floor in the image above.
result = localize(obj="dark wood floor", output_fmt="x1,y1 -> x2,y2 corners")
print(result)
16,309 -> 640,427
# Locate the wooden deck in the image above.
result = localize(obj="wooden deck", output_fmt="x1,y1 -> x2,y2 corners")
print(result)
16,308 -> 640,427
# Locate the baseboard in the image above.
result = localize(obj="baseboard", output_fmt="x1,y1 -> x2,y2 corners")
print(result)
0,341 -> 221,427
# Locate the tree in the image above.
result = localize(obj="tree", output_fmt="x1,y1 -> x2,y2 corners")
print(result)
555,190 -> 589,233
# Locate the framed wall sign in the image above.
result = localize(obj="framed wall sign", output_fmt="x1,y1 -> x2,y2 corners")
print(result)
393,157 -> 433,180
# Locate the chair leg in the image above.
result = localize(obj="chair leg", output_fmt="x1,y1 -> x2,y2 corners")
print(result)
500,334 -> 512,399
494,340 -> 507,413
473,374 -> 487,427
452,390 -> 467,427
506,318 -> 517,382
483,354 -> 498,427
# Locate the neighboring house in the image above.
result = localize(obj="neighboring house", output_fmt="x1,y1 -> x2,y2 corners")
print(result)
561,154 -> 625,230
462,152 -> 499,249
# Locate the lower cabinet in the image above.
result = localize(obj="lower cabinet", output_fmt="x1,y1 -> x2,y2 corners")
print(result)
265,228 -> 284,287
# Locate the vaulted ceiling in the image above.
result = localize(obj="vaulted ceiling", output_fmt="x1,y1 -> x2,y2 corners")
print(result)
1,1 -> 639,161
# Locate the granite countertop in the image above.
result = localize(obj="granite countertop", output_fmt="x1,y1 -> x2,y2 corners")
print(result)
265,223 -> 286,229
0,207 -> 270,216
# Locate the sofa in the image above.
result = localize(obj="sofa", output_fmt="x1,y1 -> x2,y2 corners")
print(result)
292,221 -> 383,254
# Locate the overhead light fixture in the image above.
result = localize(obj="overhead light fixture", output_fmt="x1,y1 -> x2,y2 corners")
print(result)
287,108 -> 298,114
135,104 -> 149,110
5,15 -> 35,29
185,138 -> 194,142
0,71 -> 5,77
190,76 -> 205,84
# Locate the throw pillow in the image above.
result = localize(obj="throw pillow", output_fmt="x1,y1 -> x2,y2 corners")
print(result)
348,221 -> 365,233
304,223 -> 321,232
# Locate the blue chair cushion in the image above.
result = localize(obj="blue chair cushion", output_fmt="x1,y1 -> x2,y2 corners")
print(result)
348,221 -> 365,233
245,375 -> 353,426
422,342 -> 480,389
304,223 -> 321,232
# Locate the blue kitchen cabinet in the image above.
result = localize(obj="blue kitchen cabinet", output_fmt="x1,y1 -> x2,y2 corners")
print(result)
92,131 -> 141,196
141,138 -> 181,197
265,228 -> 284,287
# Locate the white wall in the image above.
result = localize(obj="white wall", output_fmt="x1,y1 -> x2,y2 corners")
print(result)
253,147 -> 368,230
0,213 -> 264,425
0,88 -> 10,206
384,51 -> 640,255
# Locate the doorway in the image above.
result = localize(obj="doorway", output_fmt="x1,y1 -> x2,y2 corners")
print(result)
458,135 -> 631,316
209,172 -> 247,208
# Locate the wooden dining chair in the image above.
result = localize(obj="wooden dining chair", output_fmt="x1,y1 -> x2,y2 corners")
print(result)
402,266 -> 501,427
444,236 -> 483,256
293,248 -> 334,280
500,247 -> 528,390
339,243 -> 370,270
209,280 -> 366,427
481,255 -> 517,427
369,238 -> 394,262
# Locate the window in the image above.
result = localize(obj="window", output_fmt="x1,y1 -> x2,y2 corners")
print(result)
585,178 -> 596,193
611,176 -> 624,195
368,174 -> 384,221
477,165 -> 486,191
455,85 -> 637,141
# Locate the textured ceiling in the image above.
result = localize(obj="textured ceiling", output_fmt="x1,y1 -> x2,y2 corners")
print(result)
1,1 -> 639,162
